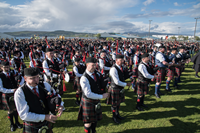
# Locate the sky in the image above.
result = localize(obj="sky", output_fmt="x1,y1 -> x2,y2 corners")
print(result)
0,0 -> 200,35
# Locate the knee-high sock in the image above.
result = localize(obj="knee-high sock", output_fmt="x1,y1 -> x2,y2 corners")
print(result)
174,77 -> 178,86
84,125 -> 91,133
8,112 -> 14,125
196,72 -> 198,76
79,92 -> 82,101
141,95 -> 145,105
136,96 -> 142,107
76,93 -> 79,101
116,105 -> 120,116
178,76 -> 181,82
13,111 -> 19,124
166,80 -> 170,90
155,84 -> 160,94
91,122 -> 97,133
112,106 -> 117,117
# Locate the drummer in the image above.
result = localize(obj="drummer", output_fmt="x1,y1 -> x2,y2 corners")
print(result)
154,46 -> 173,98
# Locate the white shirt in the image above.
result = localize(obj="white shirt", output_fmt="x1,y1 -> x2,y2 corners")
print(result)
36,50 -> 45,60
155,52 -> 165,62
42,58 -> 57,78
10,56 -> 20,67
73,65 -> 83,77
0,71 -> 24,93
138,62 -> 154,79
109,64 -> 127,87
99,58 -> 110,71
112,52 -> 116,61
14,82 -> 64,123
80,70 -> 103,100
133,54 -> 139,65
124,51 -> 129,57
20,51 -> 24,59
29,59 -> 42,68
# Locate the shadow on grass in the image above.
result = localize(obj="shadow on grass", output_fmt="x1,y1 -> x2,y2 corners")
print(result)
54,119 -> 82,128
116,118 -> 199,133
123,97 -> 200,121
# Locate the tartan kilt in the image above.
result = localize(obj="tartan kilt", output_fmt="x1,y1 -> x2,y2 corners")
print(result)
106,87 -> 125,106
2,93 -> 16,111
155,68 -> 166,83
136,80 -> 149,95
78,97 -> 102,123
132,67 -> 138,78
175,67 -> 181,77
0,92 -> 2,110
166,67 -> 174,79
23,121 -> 52,133
73,77 -> 81,91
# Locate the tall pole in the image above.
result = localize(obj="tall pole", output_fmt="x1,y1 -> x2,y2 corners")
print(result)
178,27 -> 180,40
149,20 -> 152,38
194,18 -> 200,41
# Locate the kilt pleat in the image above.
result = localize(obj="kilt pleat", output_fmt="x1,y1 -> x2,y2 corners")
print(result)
78,97 -> 102,123
2,93 -> 16,111
166,67 -> 174,79
155,68 -> 166,83
73,77 -> 81,91
0,92 -> 2,110
175,67 -> 181,77
132,67 -> 138,78
106,87 -> 125,106
136,80 -> 149,95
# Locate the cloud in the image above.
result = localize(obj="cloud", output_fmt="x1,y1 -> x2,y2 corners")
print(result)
193,3 -> 200,8
90,21 -> 140,33
0,0 -> 139,32
0,0 -> 200,36
141,7 -> 146,11
124,4 -> 200,19
143,0 -> 155,6
174,2 -> 180,6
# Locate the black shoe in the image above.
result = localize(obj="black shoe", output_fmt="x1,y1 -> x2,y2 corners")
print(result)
117,114 -> 125,120
136,106 -> 144,111
15,123 -> 23,129
174,85 -> 179,89
155,94 -> 160,98
141,104 -> 148,108
195,75 -> 200,78
75,101 -> 80,106
113,116 -> 120,124
10,125 -> 16,132
165,89 -> 172,92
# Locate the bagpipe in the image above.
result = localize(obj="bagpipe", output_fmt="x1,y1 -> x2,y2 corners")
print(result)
29,45 -> 70,93
122,62 -> 135,80
38,83 -> 62,115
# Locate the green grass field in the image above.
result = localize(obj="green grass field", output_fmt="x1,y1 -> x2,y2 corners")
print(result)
0,60 -> 200,133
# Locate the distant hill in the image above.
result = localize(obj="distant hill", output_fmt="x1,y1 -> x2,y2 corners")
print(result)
123,31 -> 178,37
3,30 -> 191,38
4,30 -> 95,37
